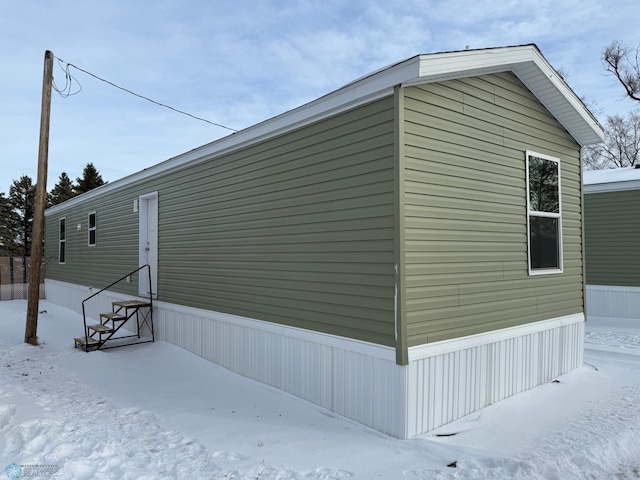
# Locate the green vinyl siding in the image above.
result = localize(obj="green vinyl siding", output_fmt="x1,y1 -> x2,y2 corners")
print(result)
45,70 -> 588,353
45,190 -> 141,296
584,189 -> 640,287
46,97 -> 397,346
401,72 -> 584,347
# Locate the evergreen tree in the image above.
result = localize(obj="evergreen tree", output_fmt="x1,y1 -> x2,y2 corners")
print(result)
0,192 -> 19,255
48,172 -> 76,206
74,163 -> 106,194
9,175 -> 36,256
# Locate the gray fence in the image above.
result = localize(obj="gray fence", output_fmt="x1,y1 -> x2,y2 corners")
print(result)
0,257 -> 45,301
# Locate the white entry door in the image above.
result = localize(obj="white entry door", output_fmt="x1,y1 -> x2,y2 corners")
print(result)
139,192 -> 158,297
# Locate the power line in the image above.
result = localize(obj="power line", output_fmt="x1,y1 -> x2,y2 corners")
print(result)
52,58 -> 82,98
53,55 -> 238,133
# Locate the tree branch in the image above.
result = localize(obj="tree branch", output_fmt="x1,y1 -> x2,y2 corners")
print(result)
603,40 -> 640,102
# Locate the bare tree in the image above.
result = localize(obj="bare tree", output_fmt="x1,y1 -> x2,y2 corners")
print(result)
603,40 -> 640,102
584,109 -> 640,169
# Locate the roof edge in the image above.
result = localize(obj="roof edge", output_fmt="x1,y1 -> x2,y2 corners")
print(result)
584,180 -> 640,193
46,44 -> 604,215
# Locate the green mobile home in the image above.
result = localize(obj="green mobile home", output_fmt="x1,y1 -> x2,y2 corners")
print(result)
44,44 -> 603,438
584,167 -> 640,318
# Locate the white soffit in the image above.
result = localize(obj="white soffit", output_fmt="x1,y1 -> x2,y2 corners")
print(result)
46,44 -> 604,214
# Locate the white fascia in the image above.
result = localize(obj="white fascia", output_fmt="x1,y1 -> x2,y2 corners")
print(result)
402,46 -> 604,147
584,180 -> 640,194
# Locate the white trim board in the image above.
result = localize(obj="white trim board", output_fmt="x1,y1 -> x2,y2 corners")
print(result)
408,313 -> 584,362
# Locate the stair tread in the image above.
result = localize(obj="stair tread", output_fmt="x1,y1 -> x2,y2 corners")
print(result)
100,312 -> 127,320
112,300 -> 151,308
88,324 -> 114,333
74,336 -> 101,345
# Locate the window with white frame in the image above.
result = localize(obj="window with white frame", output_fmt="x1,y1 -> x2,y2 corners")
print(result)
88,211 -> 96,246
526,151 -> 562,274
59,217 -> 66,264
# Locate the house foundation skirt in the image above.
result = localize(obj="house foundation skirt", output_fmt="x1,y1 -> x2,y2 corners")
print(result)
46,278 -> 585,439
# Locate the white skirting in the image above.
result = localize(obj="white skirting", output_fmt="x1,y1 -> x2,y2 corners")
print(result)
405,315 -> 584,437
46,278 -> 585,439
587,284 -> 640,319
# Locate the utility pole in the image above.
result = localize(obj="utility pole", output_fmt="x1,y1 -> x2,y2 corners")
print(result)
25,50 -> 53,346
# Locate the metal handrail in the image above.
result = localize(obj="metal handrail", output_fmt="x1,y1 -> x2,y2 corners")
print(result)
80,264 -> 153,348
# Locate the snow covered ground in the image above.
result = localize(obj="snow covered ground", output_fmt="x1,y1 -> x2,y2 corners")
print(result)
1,300 -> 639,479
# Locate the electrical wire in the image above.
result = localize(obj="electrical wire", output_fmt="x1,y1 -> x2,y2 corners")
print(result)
52,58 -> 82,98
53,55 -> 238,133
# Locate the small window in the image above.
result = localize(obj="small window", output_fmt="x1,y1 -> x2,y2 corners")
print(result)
59,217 -> 66,264
526,151 -> 562,274
88,212 -> 96,246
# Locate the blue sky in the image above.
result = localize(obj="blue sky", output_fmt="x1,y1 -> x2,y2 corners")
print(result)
1,0 -> 638,195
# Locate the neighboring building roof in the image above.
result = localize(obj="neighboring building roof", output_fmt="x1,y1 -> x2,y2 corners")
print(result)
584,167 -> 640,193
47,44 -> 605,215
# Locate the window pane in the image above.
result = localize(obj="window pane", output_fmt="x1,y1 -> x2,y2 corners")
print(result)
89,230 -> 96,245
59,219 -> 66,240
59,242 -> 66,263
529,156 -> 559,213
89,213 -> 96,228
530,216 -> 559,269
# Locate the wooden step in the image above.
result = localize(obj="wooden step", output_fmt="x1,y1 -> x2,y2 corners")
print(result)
100,312 -> 127,321
112,300 -> 151,308
74,336 -> 101,346
88,324 -> 114,333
